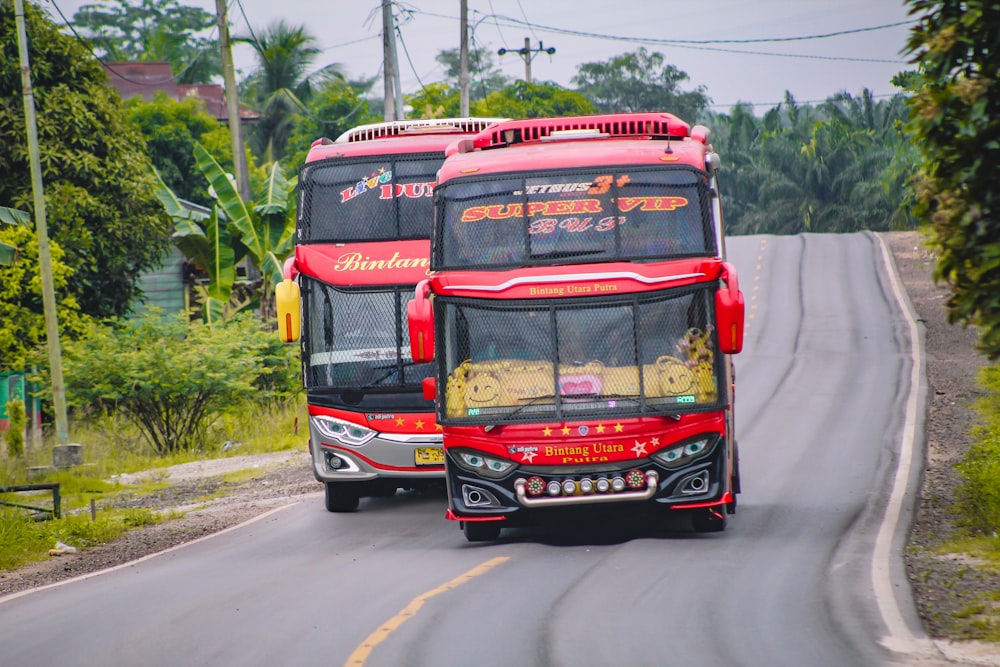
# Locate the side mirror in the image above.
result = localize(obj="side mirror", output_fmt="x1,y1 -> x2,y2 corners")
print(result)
715,262 -> 744,354
408,279 -> 435,363
275,278 -> 301,343
422,376 -> 437,401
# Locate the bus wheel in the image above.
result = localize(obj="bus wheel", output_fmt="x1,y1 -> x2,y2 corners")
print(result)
691,508 -> 727,533
325,482 -> 360,512
462,521 -> 501,542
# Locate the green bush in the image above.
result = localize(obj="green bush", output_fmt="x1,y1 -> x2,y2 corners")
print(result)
57,311 -> 299,454
5,398 -> 25,457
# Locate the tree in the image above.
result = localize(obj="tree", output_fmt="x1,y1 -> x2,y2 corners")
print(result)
283,78 -> 380,169
471,80 -> 595,119
237,20 -> 343,162
71,0 -> 220,83
903,0 -> 1000,359
1,1 -> 171,320
572,47 -> 710,121
435,46 -> 509,99
125,93 -> 232,207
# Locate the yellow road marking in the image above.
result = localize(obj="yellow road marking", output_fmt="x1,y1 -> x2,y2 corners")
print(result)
344,556 -> 511,666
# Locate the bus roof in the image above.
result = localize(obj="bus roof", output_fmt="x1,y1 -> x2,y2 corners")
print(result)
305,117 -> 506,163
437,112 -> 714,182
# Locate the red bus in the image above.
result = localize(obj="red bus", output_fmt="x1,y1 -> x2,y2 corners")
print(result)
408,113 -> 745,540
276,118 -> 504,512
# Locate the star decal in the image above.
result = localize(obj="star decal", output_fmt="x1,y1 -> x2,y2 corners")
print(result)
614,423 -> 624,433
561,426 -> 571,435
414,419 -> 425,429
521,450 -> 537,464
543,427 -> 553,436
651,436 -> 660,446
595,424 -> 606,434
395,417 -> 405,426
632,440 -> 648,457
435,423 -> 443,431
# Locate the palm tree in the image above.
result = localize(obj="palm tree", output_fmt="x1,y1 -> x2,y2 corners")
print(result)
237,20 -> 344,162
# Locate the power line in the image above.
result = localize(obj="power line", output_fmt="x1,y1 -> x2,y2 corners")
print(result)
415,9 -> 908,64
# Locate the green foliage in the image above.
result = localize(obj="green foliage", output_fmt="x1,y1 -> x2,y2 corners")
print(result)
0,2 -> 172,320
406,81 -> 462,121
125,93 -> 232,206
5,398 -> 25,457
0,205 -> 28,266
957,364 -> 1000,533
903,0 -> 1000,360
284,79 -> 380,168
435,46 -> 509,99
58,311 -> 297,454
707,90 -> 917,236
0,510 -> 49,570
238,20 -> 344,162
471,80 -> 595,119
72,0 -> 220,83
0,224 -> 88,370
572,47 -> 710,121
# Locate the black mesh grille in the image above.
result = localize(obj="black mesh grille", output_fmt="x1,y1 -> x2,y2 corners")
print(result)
433,166 -> 715,271
301,276 -> 433,390
298,153 -> 441,243
436,284 -> 723,424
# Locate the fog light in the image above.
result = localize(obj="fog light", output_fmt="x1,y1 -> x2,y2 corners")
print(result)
626,470 -> 646,489
611,476 -> 626,492
596,477 -> 610,493
326,453 -> 344,470
526,476 -> 545,496
562,479 -> 576,495
547,480 -> 562,496
579,478 -> 594,494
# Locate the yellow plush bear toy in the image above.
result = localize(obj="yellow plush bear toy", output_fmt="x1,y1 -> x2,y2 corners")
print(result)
445,360 -> 471,418
677,327 -> 717,402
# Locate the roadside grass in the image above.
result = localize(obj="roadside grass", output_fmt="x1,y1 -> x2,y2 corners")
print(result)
0,395 -> 305,574
937,363 -> 1000,640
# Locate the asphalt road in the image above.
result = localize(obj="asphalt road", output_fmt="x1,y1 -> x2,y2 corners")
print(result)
0,233 -> 945,667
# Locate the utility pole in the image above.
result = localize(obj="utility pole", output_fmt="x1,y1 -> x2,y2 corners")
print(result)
14,0 -> 70,447
498,38 -> 555,85
381,0 -> 404,121
459,0 -> 469,116
215,0 -> 251,201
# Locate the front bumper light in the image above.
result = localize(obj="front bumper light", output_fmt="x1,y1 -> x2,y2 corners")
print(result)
312,415 -> 376,447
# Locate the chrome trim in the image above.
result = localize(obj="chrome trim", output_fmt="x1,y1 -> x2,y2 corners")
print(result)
514,471 -> 658,507
380,433 -> 443,444
442,272 -> 705,293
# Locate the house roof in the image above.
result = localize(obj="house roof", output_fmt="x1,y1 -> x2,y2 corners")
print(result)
102,61 -> 261,123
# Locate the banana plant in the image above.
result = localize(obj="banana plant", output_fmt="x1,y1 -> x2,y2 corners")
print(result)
193,143 -> 295,319
152,143 -> 295,323
0,206 -> 30,266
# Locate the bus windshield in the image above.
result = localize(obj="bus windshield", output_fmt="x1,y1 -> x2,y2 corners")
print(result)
297,153 -> 441,243
302,277 -> 434,391
433,166 -> 715,270
436,285 -> 724,424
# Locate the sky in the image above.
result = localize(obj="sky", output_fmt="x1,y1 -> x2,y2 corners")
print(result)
43,0 -> 917,114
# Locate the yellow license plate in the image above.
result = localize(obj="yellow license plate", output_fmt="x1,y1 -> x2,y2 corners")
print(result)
415,447 -> 445,465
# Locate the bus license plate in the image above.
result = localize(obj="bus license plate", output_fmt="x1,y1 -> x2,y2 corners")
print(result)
415,447 -> 444,465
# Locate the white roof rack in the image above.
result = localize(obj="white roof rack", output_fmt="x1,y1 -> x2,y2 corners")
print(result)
335,117 -> 507,143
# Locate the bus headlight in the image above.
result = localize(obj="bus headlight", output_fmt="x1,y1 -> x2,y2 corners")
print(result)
653,437 -> 714,469
312,415 -> 376,446
454,449 -> 516,479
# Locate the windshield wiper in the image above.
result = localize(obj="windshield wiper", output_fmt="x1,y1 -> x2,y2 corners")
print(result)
363,359 -> 426,388
484,394 -> 558,430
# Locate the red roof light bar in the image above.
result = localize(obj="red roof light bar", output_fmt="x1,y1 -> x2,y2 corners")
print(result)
471,112 -> 691,150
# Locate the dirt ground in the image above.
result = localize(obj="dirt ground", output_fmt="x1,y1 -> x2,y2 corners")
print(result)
1,231 -> 998,663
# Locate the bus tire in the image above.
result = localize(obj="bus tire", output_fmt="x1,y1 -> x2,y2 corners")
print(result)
462,521 -> 501,542
325,482 -> 360,512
